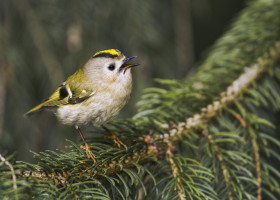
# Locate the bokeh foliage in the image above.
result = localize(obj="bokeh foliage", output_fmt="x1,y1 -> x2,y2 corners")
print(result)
0,0 -> 245,161
1,0 -> 280,199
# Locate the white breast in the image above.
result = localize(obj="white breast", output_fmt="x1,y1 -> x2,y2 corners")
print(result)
56,71 -> 132,126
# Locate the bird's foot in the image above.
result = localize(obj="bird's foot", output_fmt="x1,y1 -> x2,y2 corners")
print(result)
106,132 -> 127,150
80,143 -> 96,163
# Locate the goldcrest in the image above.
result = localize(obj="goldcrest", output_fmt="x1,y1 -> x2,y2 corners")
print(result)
25,49 -> 139,161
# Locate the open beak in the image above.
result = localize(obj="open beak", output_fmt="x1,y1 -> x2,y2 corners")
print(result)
120,56 -> 140,70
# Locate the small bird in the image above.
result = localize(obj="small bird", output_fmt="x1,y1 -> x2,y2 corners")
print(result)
25,49 -> 139,162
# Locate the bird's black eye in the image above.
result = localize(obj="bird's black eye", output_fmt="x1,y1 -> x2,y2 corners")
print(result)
108,65 -> 115,71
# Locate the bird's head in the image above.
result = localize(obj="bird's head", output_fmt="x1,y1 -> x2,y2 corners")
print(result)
83,49 -> 139,86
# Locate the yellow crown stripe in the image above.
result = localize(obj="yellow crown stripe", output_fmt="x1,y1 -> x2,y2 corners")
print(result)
93,49 -> 120,58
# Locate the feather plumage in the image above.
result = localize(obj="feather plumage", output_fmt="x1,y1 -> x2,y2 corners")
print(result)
25,68 -> 95,116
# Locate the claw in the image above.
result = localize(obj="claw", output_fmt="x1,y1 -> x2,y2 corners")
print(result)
76,125 -> 96,162
110,133 -> 127,150
104,131 -> 127,150
80,143 -> 96,163
102,126 -> 127,150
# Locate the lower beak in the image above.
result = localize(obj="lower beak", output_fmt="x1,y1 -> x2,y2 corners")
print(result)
120,56 -> 140,70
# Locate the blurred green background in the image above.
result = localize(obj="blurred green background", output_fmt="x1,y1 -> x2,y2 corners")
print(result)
0,0 -> 246,162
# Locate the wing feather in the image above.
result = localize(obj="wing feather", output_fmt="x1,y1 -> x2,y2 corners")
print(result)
25,68 -> 95,116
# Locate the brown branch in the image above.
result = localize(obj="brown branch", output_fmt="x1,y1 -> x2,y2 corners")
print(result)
233,108 -> 262,200
166,142 -> 186,200
158,41 -> 280,143
22,42 -> 280,194
0,154 -> 18,200
248,127 -> 262,200
234,113 -> 247,127
202,130 -> 233,200
23,145 -> 167,184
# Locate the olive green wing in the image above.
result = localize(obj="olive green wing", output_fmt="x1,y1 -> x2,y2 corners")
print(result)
25,72 -> 95,116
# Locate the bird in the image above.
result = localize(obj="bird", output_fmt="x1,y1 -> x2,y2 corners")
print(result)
25,49 -> 139,162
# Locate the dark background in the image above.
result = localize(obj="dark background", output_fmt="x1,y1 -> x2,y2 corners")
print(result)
0,0 -> 246,161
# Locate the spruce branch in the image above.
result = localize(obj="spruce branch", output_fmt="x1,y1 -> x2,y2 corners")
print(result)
202,129 -> 233,200
17,41 -> 280,199
2,0 -> 280,199
166,143 -> 186,200
0,154 -> 18,200
157,41 -> 280,145
248,126 -> 262,200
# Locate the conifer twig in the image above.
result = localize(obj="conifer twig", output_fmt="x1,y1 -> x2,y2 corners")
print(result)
23,42 -> 280,186
248,127 -> 262,200
0,154 -> 18,200
234,112 -> 262,200
166,143 -> 186,200
202,130 -> 233,200
158,41 -> 280,143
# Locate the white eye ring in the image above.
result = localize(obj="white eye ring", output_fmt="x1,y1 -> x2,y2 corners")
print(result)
108,65 -> 115,71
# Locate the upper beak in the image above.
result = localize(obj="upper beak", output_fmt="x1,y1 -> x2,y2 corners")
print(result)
120,56 -> 140,70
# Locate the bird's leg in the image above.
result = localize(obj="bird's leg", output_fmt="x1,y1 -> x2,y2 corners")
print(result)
102,125 -> 127,150
75,125 -> 96,162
